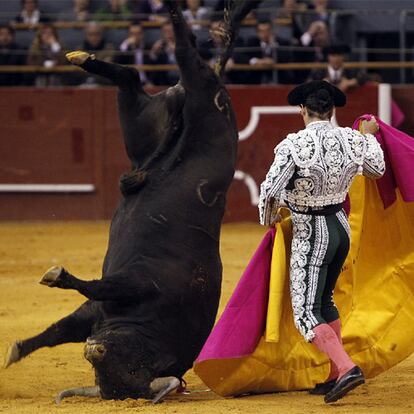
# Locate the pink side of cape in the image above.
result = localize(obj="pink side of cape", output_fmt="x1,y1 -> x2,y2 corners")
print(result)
195,228 -> 275,362
195,116 -> 414,364
352,115 -> 414,208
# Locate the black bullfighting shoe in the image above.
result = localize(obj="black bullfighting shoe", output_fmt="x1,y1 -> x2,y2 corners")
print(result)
324,366 -> 365,403
309,379 -> 337,395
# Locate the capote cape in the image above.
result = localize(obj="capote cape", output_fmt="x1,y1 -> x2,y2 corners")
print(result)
193,116 -> 414,396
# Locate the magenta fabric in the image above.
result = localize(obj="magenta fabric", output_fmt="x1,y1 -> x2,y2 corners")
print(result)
196,228 -> 275,362
352,115 -> 414,209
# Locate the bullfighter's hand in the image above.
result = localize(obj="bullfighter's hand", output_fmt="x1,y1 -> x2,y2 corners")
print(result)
361,118 -> 380,135
270,213 -> 283,227
66,51 -> 94,65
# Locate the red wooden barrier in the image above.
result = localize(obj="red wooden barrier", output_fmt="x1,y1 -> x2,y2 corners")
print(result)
0,85 -> 380,221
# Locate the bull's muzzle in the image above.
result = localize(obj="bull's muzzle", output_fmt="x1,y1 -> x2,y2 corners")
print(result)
84,340 -> 106,363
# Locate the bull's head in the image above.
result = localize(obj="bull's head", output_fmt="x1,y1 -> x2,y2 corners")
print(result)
55,327 -> 180,404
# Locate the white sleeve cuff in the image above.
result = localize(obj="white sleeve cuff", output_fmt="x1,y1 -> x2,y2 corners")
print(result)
120,40 -> 129,52
51,42 -> 61,53
300,32 -> 312,46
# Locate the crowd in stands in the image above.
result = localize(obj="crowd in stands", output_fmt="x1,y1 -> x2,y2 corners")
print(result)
0,0 -> 371,88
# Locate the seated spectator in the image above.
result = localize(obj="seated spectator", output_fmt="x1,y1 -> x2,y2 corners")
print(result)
310,44 -> 368,92
27,24 -> 65,86
130,0 -> 168,22
80,22 -> 114,61
198,19 -> 248,84
0,25 -> 26,86
310,0 -> 330,24
94,0 -> 131,21
247,19 -> 295,84
13,0 -> 50,26
58,0 -> 91,22
148,21 -> 178,85
72,22 -> 115,85
295,0 -> 330,38
291,19 -> 331,83
27,24 -> 64,66
298,20 -> 330,60
183,0 -> 210,31
116,23 -> 152,85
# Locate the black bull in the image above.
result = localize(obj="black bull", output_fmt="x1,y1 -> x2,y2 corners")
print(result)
4,0 -> 252,404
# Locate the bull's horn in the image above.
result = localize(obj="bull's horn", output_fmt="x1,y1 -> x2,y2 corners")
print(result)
150,376 -> 180,404
55,385 -> 101,404
4,341 -> 22,368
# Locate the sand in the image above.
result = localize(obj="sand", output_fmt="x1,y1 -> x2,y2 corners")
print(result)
1,222 -> 413,414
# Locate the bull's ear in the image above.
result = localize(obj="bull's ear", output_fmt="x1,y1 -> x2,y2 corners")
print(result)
152,353 -> 177,374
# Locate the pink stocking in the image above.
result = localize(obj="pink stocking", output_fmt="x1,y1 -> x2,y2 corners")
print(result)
312,323 -> 355,379
326,319 -> 342,380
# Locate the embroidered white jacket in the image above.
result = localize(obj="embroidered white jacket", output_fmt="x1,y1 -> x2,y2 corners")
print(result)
259,121 -> 385,225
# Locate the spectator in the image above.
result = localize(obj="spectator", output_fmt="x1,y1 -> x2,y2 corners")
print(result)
247,19 -> 295,84
295,0 -> 330,36
183,0 -> 210,31
27,24 -> 65,86
148,21 -> 178,85
94,0 -> 131,21
199,19 -> 248,84
58,0 -> 91,22
13,0 -> 50,26
310,44 -> 368,92
292,19 -> 331,83
80,22 -> 114,61
116,23 -> 151,85
310,0 -> 330,24
298,20 -> 330,59
130,0 -> 168,22
276,0 -> 308,40
0,25 -> 26,86
73,22 -> 115,85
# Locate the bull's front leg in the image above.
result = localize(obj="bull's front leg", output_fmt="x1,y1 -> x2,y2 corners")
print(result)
39,266 -> 160,302
5,300 -> 99,368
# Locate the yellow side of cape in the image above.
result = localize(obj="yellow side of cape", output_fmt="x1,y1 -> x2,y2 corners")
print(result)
194,177 -> 414,396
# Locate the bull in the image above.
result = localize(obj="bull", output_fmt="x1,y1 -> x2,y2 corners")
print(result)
5,0 -> 259,404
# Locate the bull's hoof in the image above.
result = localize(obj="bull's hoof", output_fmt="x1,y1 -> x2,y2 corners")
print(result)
4,341 -> 22,368
39,266 -> 64,287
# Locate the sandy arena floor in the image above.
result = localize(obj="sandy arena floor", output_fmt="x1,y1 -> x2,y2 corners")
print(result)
0,222 -> 413,414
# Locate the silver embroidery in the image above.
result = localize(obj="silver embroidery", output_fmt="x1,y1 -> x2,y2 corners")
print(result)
336,210 -> 351,240
259,142 -> 295,225
290,213 -> 315,342
259,121 -> 385,218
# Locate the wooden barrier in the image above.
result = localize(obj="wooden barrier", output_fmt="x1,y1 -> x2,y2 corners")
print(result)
1,61 -> 414,73
0,84 -> 387,221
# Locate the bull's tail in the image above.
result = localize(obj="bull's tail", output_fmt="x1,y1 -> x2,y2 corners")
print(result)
214,0 -> 262,77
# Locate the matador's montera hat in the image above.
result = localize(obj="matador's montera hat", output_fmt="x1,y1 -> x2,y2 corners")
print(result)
287,80 -> 346,107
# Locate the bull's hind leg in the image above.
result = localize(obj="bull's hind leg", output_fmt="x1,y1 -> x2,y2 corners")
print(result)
164,0 -> 218,92
4,300 -> 99,368
66,51 -> 145,94
39,266 -> 159,302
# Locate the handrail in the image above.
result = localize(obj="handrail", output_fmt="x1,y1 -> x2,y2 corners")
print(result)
1,61 -> 414,74
7,18 -> 292,30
